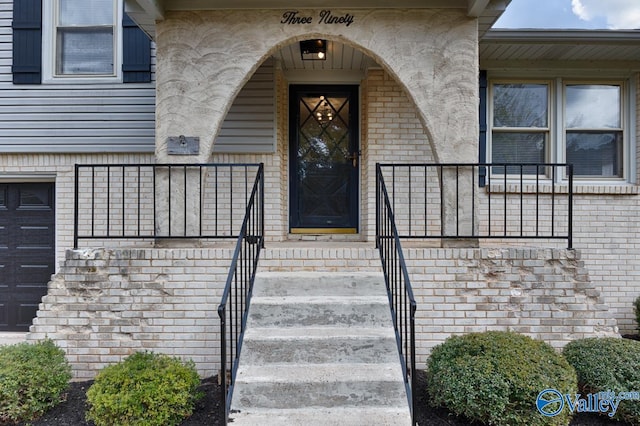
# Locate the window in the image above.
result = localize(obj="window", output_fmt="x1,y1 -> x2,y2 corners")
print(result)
43,0 -> 122,82
565,84 -> 623,177
489,80 -> 629,180
490,83 -> 549,174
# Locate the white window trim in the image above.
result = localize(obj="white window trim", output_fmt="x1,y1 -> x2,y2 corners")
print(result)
42,0 -> 124,84
488,79 -> 553,179
488,76 -> 636,184
561,79 -> 627,182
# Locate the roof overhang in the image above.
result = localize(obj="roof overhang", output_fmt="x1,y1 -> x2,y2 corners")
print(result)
480,29 -> 640,71
125,0 -> 511,39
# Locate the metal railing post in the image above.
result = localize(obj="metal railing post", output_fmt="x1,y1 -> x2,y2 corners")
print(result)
73,164 -> 79,249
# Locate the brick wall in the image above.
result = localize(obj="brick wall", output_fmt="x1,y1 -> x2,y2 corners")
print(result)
405,247 -> 618,365
28,245 -> 617,377
363,69 -> 435,241
27,248 -> 233,379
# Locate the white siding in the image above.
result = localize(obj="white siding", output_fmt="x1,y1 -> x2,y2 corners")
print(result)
214,58 -> 276,153
0,0 -> 156,153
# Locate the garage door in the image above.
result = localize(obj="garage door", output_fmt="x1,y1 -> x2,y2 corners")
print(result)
0,183 -> 55,331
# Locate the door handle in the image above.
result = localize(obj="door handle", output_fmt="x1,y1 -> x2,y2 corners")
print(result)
345,151 -> 360,168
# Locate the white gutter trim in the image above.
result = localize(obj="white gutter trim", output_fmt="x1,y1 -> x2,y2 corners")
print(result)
483,29 -> 640,43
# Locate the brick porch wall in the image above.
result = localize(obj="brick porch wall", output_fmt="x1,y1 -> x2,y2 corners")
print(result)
28,246 -> 617,378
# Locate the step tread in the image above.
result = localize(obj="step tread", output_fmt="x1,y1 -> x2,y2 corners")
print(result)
252,271 -> 388,297
250,295 -> 390,304
228,407 -> 412,426
243,326 -> 396,340
235,363 -> 406,384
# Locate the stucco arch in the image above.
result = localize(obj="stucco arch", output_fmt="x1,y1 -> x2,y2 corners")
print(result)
154,8 -> 479,164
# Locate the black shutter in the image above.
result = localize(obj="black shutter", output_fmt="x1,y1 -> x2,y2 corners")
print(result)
12,0 -> 42,85
122,14 -> 151,83
478,70 -> 488,187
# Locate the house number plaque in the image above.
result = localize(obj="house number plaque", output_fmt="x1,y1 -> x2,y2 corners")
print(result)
281,10 -> 355,27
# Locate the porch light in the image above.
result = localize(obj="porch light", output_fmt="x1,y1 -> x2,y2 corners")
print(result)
300,39 -> 327,61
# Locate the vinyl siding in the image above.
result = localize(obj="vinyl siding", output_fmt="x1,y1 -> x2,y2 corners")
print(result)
0,0 -> 156,153
214,58 -> 276,153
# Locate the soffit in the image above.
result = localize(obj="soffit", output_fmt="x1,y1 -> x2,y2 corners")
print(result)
480,29 -> 640,71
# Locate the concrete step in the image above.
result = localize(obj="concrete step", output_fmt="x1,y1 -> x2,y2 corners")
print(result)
235,363 -> 404,384
229,407 -> 411,426
252,271 -> 387,297
247,296 -> 392,328
230,270 -> 411,425
233,364 -> 408,410
240,328 -> 399,364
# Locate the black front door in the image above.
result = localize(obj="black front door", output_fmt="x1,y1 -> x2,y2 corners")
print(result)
0,183 -> 55,331
289,85 -> 359,233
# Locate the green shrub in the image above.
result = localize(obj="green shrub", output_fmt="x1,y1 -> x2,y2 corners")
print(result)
426,331 -> 577,426
86,351 -> 203,426
0,339 -> 71,423
564,337 -> 640,424
634,296 -> 640,332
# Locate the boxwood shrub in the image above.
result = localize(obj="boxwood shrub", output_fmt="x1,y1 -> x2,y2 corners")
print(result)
0,339 -> 71,424
563,337 -> 640,424
86,351 -> 203,426
426,331 -> 577,426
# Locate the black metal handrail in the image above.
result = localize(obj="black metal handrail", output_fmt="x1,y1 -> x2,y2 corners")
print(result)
377,163 -> 574,248
73,163 -> 263,248
375,164 -> 418,426
217,163 -> 264,424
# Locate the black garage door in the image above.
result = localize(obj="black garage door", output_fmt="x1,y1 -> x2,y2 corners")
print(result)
0,183 -> 55,331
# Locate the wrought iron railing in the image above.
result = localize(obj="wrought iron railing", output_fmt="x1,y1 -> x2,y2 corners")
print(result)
375,165 -> 418,426
217,163 -> 264,424
73,163 -> 263,248
376,163 -> 574,249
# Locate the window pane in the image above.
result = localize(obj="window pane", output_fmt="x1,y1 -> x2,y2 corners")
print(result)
57,28 -> 114,75
566,85 -> 620,129
492,132 -> 546,174
493,84 -> 548,128
19,186 -> 51,208
59,0 -> 113,26
566,132 -> 622,177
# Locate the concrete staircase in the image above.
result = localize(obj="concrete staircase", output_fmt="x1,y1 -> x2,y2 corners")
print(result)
229,271 -> 412,425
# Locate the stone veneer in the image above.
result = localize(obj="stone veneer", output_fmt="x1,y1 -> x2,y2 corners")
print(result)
155,9 -> 478,165
28,245 -> 618,378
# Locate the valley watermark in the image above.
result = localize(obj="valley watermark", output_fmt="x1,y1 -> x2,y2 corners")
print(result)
537,388 -> 640,418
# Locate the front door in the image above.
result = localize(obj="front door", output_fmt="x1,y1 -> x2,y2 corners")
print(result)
289,85 -> 359,233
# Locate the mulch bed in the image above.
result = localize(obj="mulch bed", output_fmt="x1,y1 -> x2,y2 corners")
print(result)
17,370 -> 629,426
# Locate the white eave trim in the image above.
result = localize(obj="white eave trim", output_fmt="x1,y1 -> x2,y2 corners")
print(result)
468,0 -> 490,17
483,29 -> 640,44
138,0 -> 164,19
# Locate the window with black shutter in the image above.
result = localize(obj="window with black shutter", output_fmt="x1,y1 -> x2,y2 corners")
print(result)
12,0 -> 150,84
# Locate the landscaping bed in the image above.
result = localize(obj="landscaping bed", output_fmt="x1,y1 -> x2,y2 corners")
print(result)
17,372 -> 628,426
